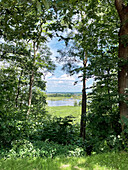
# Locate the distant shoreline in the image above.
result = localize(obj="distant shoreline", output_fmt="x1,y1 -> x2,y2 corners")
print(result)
46,92 -> 82,94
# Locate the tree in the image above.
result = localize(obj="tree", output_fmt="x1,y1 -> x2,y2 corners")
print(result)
27,41 -> 55,114
115,0 -> 128,130
55,0 -> 126,151
0,40 -> 55,112
55,0 -> 118,141
0,40 -> 55,146
80,53 -> 87,140
0,0 -> 56,114
57,41 -> 88,141
0,0 -> 51,40
86,45 -> 122,152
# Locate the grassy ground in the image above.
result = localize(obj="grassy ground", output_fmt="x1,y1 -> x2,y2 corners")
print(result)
46,106 -> 81,123
0,152 -> 128,170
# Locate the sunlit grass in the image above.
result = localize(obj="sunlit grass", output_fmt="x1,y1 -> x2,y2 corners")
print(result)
46,106 -> 81,123
0,152 -> 128,170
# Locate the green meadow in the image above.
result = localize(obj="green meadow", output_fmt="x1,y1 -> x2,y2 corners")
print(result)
46,106 -> 81,123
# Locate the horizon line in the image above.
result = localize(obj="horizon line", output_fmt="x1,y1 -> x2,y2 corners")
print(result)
46,92 -> 82,93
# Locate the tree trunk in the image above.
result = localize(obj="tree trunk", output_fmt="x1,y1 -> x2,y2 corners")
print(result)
28,71 -> 34,107
115,0 -> 128,129
16,70 -> 23,107
80,54 -> 87,140
27,42 -> 36,115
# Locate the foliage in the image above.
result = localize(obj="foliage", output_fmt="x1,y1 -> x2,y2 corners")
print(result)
38,115 -> 79,144
0,109 -> 44,147
83,44 -> 122,153
46,107 -> 127,153
0,140 -> 84,159
73,101 -> 78,107
0,113 -> 80,148
0,41 -> 55,147
47,93 -> 74,97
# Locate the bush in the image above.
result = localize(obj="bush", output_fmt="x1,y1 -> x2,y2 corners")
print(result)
0,108 -> 46,148
79,101 -> 82,106
74,101 -> 78,107
0,111 -> 80,148
38,116 -> 79,145
0,140 -> 85,159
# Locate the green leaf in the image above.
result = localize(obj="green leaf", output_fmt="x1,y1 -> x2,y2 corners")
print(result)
37,1 -> 41,12
41,0 -> 49,9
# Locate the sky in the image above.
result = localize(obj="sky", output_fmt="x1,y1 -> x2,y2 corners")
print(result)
45,38 -> 93,93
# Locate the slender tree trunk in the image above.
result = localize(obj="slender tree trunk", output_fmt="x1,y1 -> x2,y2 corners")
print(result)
27,42 -> 36,115
115,0 -> 128,129
28,71 -> 34,106
107,69 -> 113,111
16,70 -> 23,107
80,54 -> 87,140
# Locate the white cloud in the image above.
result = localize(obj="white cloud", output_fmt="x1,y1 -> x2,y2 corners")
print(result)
46,73 -> 83,92
47,74 -> 75,81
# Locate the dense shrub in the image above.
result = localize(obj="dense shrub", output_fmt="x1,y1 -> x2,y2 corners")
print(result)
0,109 -> 46,148
37,116 -> 80,145
0,140 -> 84,159
0,113 -> 81,149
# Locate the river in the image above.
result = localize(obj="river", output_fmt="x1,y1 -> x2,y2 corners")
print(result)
47,99 -> 81,106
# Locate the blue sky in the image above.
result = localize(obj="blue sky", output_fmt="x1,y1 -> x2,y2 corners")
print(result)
45,38 -> 93,93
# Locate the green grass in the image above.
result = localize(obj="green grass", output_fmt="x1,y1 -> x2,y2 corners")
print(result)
46,106 -> 81,123
0,152 -> 128,170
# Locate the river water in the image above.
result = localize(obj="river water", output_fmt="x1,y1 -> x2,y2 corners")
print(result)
47,99 -> 81,106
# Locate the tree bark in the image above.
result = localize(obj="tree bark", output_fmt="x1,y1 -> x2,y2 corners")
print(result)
80,54 -> 87,140
115,0 -> 128,128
